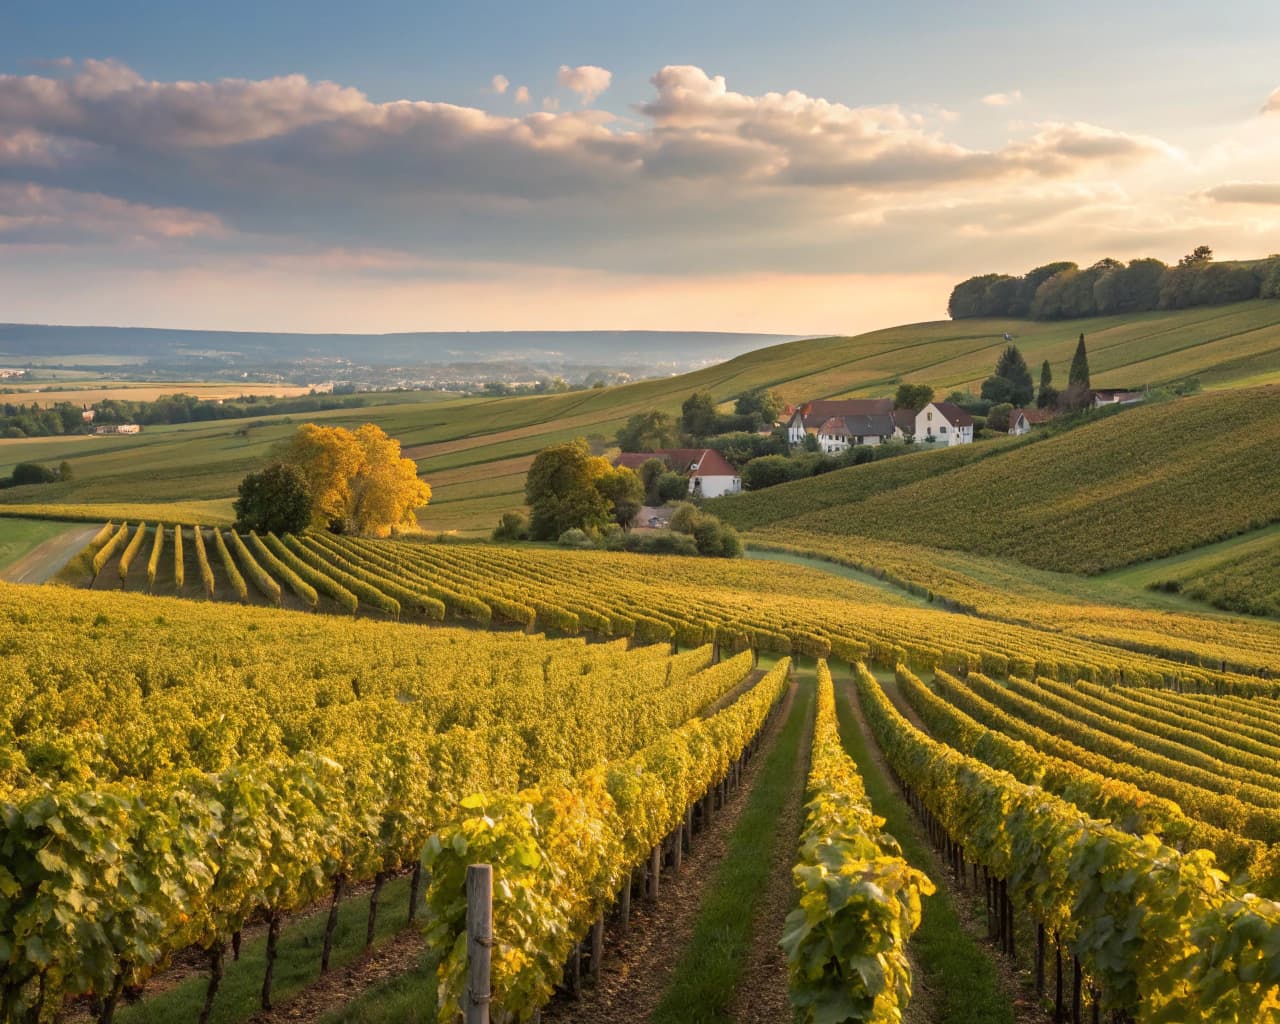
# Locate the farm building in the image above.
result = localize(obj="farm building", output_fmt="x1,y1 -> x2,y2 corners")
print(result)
614,448 -> 742,499
1008,407 -> 1056,435
915,402 -> 973,446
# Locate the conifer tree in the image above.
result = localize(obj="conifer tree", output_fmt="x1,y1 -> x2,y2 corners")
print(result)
1069,333 -> 1091,389
1037,360 -> 1058,409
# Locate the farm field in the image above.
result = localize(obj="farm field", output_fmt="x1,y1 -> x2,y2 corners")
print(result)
1,301 -> 1279,534
713,384 -> 1280,575
0,381 -> 315,407
10,525 -> 1280,1023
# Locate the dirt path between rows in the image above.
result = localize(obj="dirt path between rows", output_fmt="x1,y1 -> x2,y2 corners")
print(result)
1,524 -> 99,584
541,681 -> 800,1024
728,684 -> 814,1024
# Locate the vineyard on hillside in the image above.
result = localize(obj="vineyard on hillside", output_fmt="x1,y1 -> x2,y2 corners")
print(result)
17,523 -> 1280,1021
712,385 -> 1280,574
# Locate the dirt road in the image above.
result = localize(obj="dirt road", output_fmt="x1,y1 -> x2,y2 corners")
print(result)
1,524 -> 100,584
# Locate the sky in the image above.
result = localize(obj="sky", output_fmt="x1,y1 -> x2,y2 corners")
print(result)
1,0 -> 1279,336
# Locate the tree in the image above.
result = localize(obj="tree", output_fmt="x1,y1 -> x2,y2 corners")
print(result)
58,461 -> 73,481
347,424 -> 433,536
638,457 -> 668,504
616,410 -> 677,452
734,387 -> 784,424
9,462 -> 58,486
656,472 -> 690,503
1178,245 -> 1214,267
986,403 -> 1014,433
524,439 -> 612,541
980,345 -> 1034,406
233,462 -> 314,535
282,422 -> 430,535
893,383 -> 934,410
1069,334 -> 1091,390
1037,360 -> 1058,409
592,463 -> 644,529
680,391 -> 720,438
741,455 -> 798,490
492,511 -> 530,541
668,503 -> 742,557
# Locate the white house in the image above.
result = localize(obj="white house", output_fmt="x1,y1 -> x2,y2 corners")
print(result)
614,448 -> 742,499
915,402 -> 974,446
787,398 -> 896,445
1092,388 -> 1145,408
1008,407 -> 1056,436
815,413 -> 900,453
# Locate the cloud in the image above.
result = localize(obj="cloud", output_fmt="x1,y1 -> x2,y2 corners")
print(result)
0,58 -> 1212,288
514,85 -> 530,105
0,182 -> 223,244
489,74 -> 509,95
1264,87 -> 1280,114
982,90 -> 1023,107
1202,182 -> 1280,205
557,64 -> 612,105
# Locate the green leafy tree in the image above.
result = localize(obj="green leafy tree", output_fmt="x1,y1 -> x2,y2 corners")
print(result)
893,383 -> 934,410
980,345 -> 1034,406
1037,361 -> 1058,409
58,460 -> 73,481
233,462 -> 314,535
734,387 -> 784,424
594,464 -> 644,529
656,471 -> 690,503
986,403 -> 1014,432
492,511 -> 530,541
10,462 -> 59,486
616,410 -> 677,452
680,391 -> 720,438
524,439 -> 612,541
639,457 -> 668,504
741,455 -> 799,490
1069,334 -> 1091,390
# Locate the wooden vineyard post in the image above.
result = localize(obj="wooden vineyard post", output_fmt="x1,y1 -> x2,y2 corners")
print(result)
649,845 -> 661,900
591,916 -> 604,982
684,805 -> 694,848
466,864 -> 493,1024
619,872 -> 632,935
672,824 -> 683,871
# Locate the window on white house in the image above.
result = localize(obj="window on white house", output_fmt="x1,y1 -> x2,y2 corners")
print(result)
940,425 -> 947,434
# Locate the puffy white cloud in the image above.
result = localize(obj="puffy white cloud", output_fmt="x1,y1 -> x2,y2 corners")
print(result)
556,64 -> 612,105
982,90 -> 1023,106
514,85 -> 530,105
489,74 -> 509,95
1203,182 -> 1280,204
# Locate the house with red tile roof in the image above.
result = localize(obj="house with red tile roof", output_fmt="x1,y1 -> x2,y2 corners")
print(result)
613,448 -> 742,498
1008,407 -> 1057,436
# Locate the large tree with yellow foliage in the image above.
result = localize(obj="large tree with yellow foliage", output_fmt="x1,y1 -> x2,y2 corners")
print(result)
281,422 -> 431,536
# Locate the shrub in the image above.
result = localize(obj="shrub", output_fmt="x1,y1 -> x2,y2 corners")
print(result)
493,510 -> 531,541
636,532 -> 699,556
557,528 -> 594,549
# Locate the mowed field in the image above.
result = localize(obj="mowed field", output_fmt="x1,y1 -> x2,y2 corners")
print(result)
0,379 -> 315,406
0,301 -> 1278,534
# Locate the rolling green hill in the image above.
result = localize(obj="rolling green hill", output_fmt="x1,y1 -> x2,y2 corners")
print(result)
716,386 -> 1280,575
0,300 -> 1278,533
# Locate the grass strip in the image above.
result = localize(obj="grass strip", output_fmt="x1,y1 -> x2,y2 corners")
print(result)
117,875 -> 415,1024
834,678 -> 1015,1024
649,674 -> 813,1024
320,950 -> 439,1024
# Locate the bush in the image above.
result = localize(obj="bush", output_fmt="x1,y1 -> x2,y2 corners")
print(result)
636,532 -> 699,556
492,510 -> 530,541
10,462 -> 59,486
656,471 -> 690,503
233,462 -> 313,535
557,528 -> 594,549
670,505 -> 743,558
